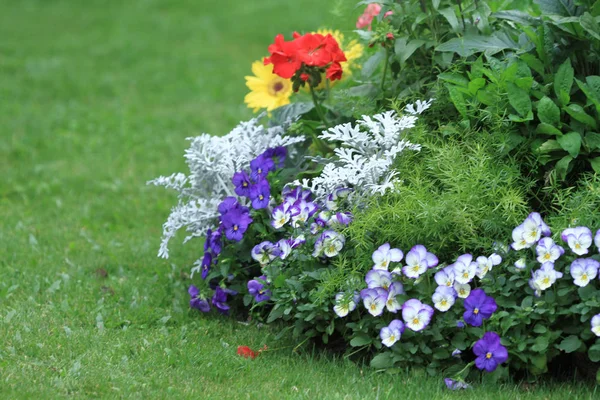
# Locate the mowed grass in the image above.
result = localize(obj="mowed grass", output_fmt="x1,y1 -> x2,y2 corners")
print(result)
0,0 -> 597,398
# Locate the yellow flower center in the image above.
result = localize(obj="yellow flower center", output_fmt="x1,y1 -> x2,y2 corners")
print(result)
233,225 -> 239,231
328,245 -> 336,254
389,335 -> 396,342
463,272 -> 469,279
473,308 -> 479,315
259,195 -> 264,200
257,168 -> 262,174
486,352 -> 492,359
412,318 -> 420,325
441,299 -> 448,306
544,253 -> 551,260
370,303 -> 377,311
382,261 -> 388,267
446,281 -> 452,286
575,243 -> 581,249
243,182 -> 248,187
279,218 -> 286,225
413,265 -> 420,272
543,277 -> 550,285
582,274 -> 588,281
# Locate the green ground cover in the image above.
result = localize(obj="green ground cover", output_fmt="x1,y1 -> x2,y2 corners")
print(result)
0,0 -> 597,398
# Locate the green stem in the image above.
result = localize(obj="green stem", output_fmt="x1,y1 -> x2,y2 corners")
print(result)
381,49 -> 390,96
456,0 -> 466,32
309,84 -> 329,128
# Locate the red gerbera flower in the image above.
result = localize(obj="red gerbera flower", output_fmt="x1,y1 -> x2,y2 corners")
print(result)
264,34 -> 302,79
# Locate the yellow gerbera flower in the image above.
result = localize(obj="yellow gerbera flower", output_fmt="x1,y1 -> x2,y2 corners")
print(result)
244,61 -> 293,113
316,29 -> 364,85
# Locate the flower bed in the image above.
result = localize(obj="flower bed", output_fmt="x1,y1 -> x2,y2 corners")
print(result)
151,0 -> 600,388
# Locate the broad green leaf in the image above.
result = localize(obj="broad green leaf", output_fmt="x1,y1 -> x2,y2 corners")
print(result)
557,131 -> 582,157
438,72 -> 469,87
536,122 -> 563,136
531,335 -> 549,352
477,89 -> 497,106
468,78 -> 486,95
563,104 -> 597,129
554,58 -> 573,105
435,33 -> 519,58
446,84 -> 467,118
271,102 -> 314,124
508,111 -> 534,122
537,139 -> 563,154
395,39 -> 426,65
589,343 -> 600,362
439,7 -> 461,32
533,325 -> 548,334
350,334 -> 372,347
529,353 -> 548,372
534,0 -> 576,16
362,50 -> 385,79
555,155 -> 573,180
586,132 -> 600,150
506,82 -> 532,117
558,335 -> 583,353
576,78 -> 600,112
432,0 -> 441,10
537,96 -> 560,125
590,157 -> 600,173
492,10 -> 538,25
519,53 -> 546,77
370,352 -> 395,369
580,12 -> 600,40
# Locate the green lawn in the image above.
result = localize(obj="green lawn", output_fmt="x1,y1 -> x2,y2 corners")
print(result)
0,0 -> 597,398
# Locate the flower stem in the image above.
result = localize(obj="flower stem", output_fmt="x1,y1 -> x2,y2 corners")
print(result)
309,84 -> 329,128
381,49 -> 390,95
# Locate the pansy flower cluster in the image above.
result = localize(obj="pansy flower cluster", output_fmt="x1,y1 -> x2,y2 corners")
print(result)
509,212 -> 600,297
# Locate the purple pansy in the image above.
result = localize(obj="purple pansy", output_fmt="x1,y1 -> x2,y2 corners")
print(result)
444,378 -> 470,390
188,285 -> 210,312
328,212 -> 353,228
247,276 -> 271,303
365,269 -> 392,291
473,332 -> 508,372
250,154 -> 274,182
432,285 -> 456,312
211,287 -> 237,315
263,146 -> 287,169
218,196 -> 241,215
535,237 -> 564,264
385,282 -> 405,313
380,319 -> 405,347
206,228 -> 223,255
201,251 -> 212,280
402,245 -> 438,278
360,288 -> 388,316
463,289 -> 497,327
251,241 -> 282,265
569,258 -> 599,287
595,229 -> 600,252
450,254 -> 477,284
372,243 -> 404,271
249,180 -> 271,210
232,171 -> 252,197
221,208 -> 253,241
434,267 -> 455,287
561,227 -> 593,256
313,230 -> 345,258
402,299 -> 434,332
290,200 -> 318,227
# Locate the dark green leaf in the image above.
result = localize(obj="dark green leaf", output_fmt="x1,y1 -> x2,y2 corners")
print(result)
350,334 -> 372,347
557,132 -> 581,157
554,58 -> 573,106
580,12 -> 600,40
507,82 -> 532,117
591,157 -> 600,173
534,0 -> 576,16
435,33 -> 519,58
590,344 -> 600,362
555,155 -> 573,180
564,104 -> 597,129
536,122 -> 563,136
537,97 -> 560,125
438,7 -> 461,32
438,72 -> 469,87
370,352 -> 395,369
362,51 -> 385,79
558,335 -> 583,353
585,132 -> 600,150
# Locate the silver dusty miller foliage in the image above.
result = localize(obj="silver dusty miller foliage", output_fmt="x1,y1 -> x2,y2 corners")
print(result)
293,99 -> 432,199
148,117 -> 305,258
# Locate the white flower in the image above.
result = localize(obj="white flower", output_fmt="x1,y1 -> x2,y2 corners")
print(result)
569,259 -> 599,287
372,243 -> 404,270
380,320 -> 405,347
432,286 -> 456,312
453,283 -> 471,299
385,282 -> 405,313
514,257 -> 527,269
532,263 -> 563,291
476,254 -> 502,279
592,314 -> 600,337
451,254 -> 477,284
333,292 -> 357,318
